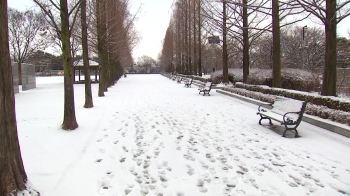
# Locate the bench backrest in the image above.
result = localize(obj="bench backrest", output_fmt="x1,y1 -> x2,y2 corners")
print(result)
204,82 -> 212,90
272,96 -> 307,122
272,96 -> 303,113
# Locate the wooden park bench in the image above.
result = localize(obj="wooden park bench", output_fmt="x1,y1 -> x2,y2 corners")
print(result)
256,96 -> 307,137
198,82 -> 212,96
184,77 -> 193,88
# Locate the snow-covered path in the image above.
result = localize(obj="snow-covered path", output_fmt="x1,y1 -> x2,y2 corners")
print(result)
16,75 -> 350,196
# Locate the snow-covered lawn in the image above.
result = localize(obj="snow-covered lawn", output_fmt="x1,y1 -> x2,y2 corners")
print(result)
16,75 -> 350,196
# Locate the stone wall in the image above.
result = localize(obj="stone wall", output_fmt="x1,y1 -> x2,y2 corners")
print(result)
12,62 -> 19,94
12,62 -> 36,93
21,63 -> 36,91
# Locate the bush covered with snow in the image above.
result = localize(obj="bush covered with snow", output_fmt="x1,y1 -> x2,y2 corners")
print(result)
221,86 -> 350,126
212,68 -> 319,92
235,82 -> 350,113
221,87 -> 275,103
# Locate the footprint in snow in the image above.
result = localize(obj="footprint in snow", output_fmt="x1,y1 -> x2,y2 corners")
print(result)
98,178 -> 111,193
95,159 -> 102,163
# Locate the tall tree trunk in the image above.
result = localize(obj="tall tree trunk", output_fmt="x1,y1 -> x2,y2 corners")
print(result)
101,0 -> 108,92
0,0 -> 28,194
222,1 -> 229,83
242,0 -> 249,83
81,0 -> 93,108
198,0 -> 202,76
185,0 -> 188,74
188,0 -> 192,75
193,0 -> 197,75
96,0 -> 105,97
176,9 -> 181,73
60,0 -> 78,130
181,2 -> 186,74
272,0 -> 281,87
321,0 -> 337,96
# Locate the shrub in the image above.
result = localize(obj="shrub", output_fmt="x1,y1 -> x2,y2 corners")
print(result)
213,68 -> 319,92
221,87 -> 350,126
247,68 -> 319,92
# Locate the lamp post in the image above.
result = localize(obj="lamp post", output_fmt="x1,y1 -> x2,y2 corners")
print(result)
302,26 -> 308,69
302,25 -> 307,40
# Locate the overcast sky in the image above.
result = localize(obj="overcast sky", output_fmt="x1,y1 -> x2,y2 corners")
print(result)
8,0 -> 174,61
8,0 -> 350,61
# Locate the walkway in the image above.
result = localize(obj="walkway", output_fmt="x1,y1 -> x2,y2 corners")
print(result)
16,75 -> 350,196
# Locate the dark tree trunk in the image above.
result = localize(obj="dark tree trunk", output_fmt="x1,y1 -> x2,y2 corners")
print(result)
181,3 -> 186,74
272,0 -> 281,87
185,0 -> 188,74
0,0 -> 27,194
96,0 -> 105,97
101,0 -> 108,92
81,0 -> 93,108
60,0 -> 78,130
321,0 -> 337,96
188,0 -> 192,75
193,0 -> 197,75
242,0 -> 249,83
222,1 -> 229,83
198,0 -> 202,76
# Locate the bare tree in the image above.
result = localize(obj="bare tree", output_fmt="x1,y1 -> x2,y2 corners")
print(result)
296,0 -> 350,96
8,8 -> 49,84
0,0 -> 28,194
33,0 -> 80,130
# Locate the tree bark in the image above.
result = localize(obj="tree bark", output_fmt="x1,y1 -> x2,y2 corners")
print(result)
81,0 -> 93,108
222,1 -> 229,83
198,0 -> 202,76
185,0 -> 189,74
96,0 -> 105,97
272,0 -> 281,87
193,0 -> 197,75
321,0 -> 337,96
0,0 -> 27,194
242,0 -> 249,83
60,0 -> 78,130
188,0 -> 192,75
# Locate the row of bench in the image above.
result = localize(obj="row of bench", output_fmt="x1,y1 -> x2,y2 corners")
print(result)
164,73 -> 307,137
168,74 -> 213,96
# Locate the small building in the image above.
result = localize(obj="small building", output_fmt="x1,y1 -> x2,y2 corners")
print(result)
73,59 -> 99,84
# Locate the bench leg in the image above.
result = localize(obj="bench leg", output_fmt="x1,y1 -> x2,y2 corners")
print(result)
258,115 -> 272,125
282,125 -> 299,138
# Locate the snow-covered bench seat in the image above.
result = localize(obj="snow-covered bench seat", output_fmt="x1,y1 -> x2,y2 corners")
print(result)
256,96 -> 307,137
198,82 -> 212,96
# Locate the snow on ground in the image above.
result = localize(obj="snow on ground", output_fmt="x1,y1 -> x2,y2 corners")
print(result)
16,74 -> 350,196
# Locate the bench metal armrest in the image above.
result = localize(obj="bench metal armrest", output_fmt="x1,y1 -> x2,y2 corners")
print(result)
282,111 -> 299,124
